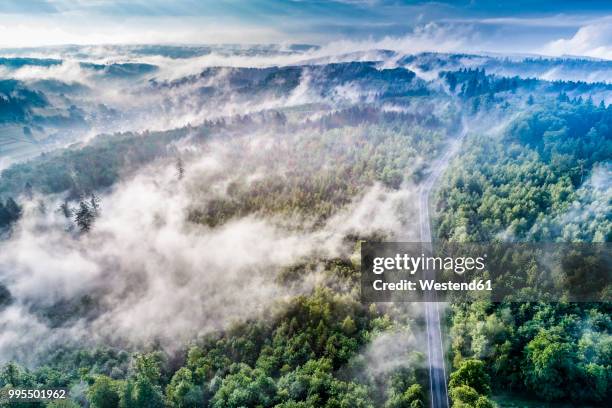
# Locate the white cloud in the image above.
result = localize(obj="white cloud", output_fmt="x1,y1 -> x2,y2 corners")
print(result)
0,15 -> 283,47
0,132 -> 419,359
313,22 -> 474,57
541,17 -> 612,60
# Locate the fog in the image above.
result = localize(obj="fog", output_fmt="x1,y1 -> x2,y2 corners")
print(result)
528,163 -> 612,242
1,42 -> 609,163
0,42 -> 608,372
0,127 -> 423,363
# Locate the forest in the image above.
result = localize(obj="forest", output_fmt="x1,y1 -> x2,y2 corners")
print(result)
0,47 -> 610,408
435,96 -> 611,405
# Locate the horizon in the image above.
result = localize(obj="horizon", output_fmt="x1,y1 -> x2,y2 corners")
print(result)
1,43 -> 611,67
0,0 -> 611,60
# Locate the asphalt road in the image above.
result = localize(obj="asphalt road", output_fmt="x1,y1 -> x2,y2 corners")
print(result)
419,128 -> 465,408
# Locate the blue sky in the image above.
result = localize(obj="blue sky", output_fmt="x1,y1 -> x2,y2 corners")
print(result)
0,0 -> 611,58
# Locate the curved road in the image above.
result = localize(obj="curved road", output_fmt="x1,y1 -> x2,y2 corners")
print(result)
419,127 -> 465,408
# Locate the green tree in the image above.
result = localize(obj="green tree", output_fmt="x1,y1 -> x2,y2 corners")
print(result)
449,385 -> 480,407
524,329 -> 578,401
0,362 -> 31,387
132,377 -> 165,408
475,395 -> 496,408
385,383 -> 424,408
74,201 -> 94,232
166,367 -> 204,408
0,197 -> 21,228
119,353 -> 165,408
449,359 -> 491,395
87,375 -> 120,408
211,364 -> 276,408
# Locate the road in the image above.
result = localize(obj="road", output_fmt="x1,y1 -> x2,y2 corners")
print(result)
419,127 -> 465,408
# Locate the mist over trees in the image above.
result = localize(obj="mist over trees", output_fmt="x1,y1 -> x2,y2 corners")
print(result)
0,47 -> 610,408
435,92 -> 611,404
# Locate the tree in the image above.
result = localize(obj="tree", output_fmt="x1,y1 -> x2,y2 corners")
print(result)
275,357 -> 372,407
446,72 -> 457,92
89,193 -> 101,217
176,157 -> 185,181
211,364 -> 276,408
575,362 -> 610,403
24,181 -> 33,199
0,197 -> 22,228
341,316 -> 356,335
119,380 -> 136,408
119,355 -> 165,408
166,368 -> 204,408
523,329 -> 578,401
475,396 -> 496,408
0,362 -> 30,387
120,353 -> 166,408
403,384 -> 424,407
59,200 -> 72,218
87,375 -> 120,408
386,383 -> 424,408
0,284 -> 11,308
131,377 -> 165,408
0,201 -> 8,227
449,359 -> 491,395
450,385 -> 480,407
133,353 -> 164,385
74,200 -> 94,232
4,198 -> 21,220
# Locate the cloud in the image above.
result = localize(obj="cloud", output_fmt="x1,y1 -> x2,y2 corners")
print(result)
0,16 -> 284,47
313,22 -> 474,56
1,1 -> 606,57
542,164 -> 611,241
2,60 -> 90,82
541,18 -> 612,59
446,15 -> 600,29
0,130 -> 419,361
357,328 -> 424,377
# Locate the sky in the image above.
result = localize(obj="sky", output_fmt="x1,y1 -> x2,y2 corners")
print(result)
0,0 -> 611,59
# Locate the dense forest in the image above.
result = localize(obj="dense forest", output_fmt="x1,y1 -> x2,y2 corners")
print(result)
435,97 -> 611,405
0,86 -> 456,407
0,49 -> 610,408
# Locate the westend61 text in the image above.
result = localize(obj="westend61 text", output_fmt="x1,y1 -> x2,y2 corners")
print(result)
372,279 -> 493,292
